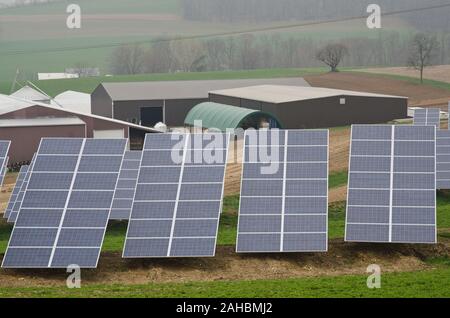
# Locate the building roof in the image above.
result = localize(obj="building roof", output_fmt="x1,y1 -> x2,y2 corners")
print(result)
10,85 -> 50,102
209,85 -> 408,104
0,94 -> 159,133
0,117 -> 85,128
184,102 -> 281,132
51,90 -> 91,114
99,78 -> 310,101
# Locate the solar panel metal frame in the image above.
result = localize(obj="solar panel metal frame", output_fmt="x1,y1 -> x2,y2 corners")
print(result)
236,129 -> 329,253
2,138 -> 127,268
7,153 -> 36,223
4,165 -> 29,219
110,150 -> 142,220
345,125 -> 437,244
413,108 -> 440,128
436,130 -> 450,189
123,132 -> 231,258
0,141 -> 11,187
0,156 -> 9,187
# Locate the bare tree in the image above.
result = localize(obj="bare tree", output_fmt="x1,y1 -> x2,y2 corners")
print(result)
407,33 -> 439,84
171,40 -> 206,72
316,43 -> 349,72
109,44 -> 145,75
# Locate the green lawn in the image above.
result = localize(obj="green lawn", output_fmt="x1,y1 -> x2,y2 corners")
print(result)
1,266 -> 448,298
329,171 -> 348,189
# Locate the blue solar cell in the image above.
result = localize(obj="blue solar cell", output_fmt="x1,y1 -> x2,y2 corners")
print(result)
238,215 -> 282,233
138,167 -> 181,183
131,202 -> 175,219
242,163 -> 284,179
169,238 -> 217,257
127,220 -> 172,238
237,234 -> 281,253
173,219 -> 218,237
2,138 -> 126,268
21,190 -> 69,209
124,132 -> 229,258
141,150 -> 183,166
27,173 -> 73,190
68,191 -> 114,209
346,125 -> 436,244
123,239 -> 169,257
134,184 -> 178,201
50,248 -> 101,268
63,210 -> 110,228
351,125 -> 392,140
83,139 -> 127,155
78,156 -> 122,172
57,229 -> 105,247
73,173 -> 118,190
179,183 -> 223,201
2,248 -> 52,268
15,209 -> 63,228
33,156 -> 78,172
283,233 -> 327,251
9,228 -> 57,247
38,138 -> 83,155
237,129 -> 328,253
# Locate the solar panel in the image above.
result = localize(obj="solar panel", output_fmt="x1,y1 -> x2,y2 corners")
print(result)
413,108 -> 440,128
8,153 -> 36,223
4,165 -> 29,219
345,125 -> 436,244
123,132 -> 230,258
436,130 -> 450,189
0,156 -> 9,187
2,138 -> 127,268
110,151 -> 142,220
0,141 -> 10,186
236,129 -> 329,253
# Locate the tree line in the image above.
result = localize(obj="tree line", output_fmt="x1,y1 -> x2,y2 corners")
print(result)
109,31 -> 450,75
180,0 -> 450,31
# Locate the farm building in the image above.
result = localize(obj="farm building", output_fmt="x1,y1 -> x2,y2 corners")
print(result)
51,90 -> 91,114
209,85 -> 408,129
91,78 -> 309,127
0,94 -> 158,164
10,85 -> 51,104
184,102 -> 282,132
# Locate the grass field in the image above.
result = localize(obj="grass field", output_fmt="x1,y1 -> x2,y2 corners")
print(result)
1,265 -> 448,297
0,0 -> 180,15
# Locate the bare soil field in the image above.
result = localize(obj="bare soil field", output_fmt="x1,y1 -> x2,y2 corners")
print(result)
304,72 -> 450,108
0,240 -> 447,287
359,65 -> 450,85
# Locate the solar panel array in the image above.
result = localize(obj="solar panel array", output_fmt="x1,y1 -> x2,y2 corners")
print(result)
413,108 -> 441,127
0,141 -> 10,187
236,129 -> 329,253
436,130 -> 450,189
346,125 -> 436,244
110,151 -> 142,220
0,157 -> 9,187
2,138 -> 127,268
4,165 -> 28,220
8,154 -> 36,223
123,133 -> 230,258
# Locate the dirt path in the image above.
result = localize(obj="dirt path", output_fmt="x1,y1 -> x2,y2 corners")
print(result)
359,65 -> 450,85
0,240 -> 447,287
304,72 -> 450,107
